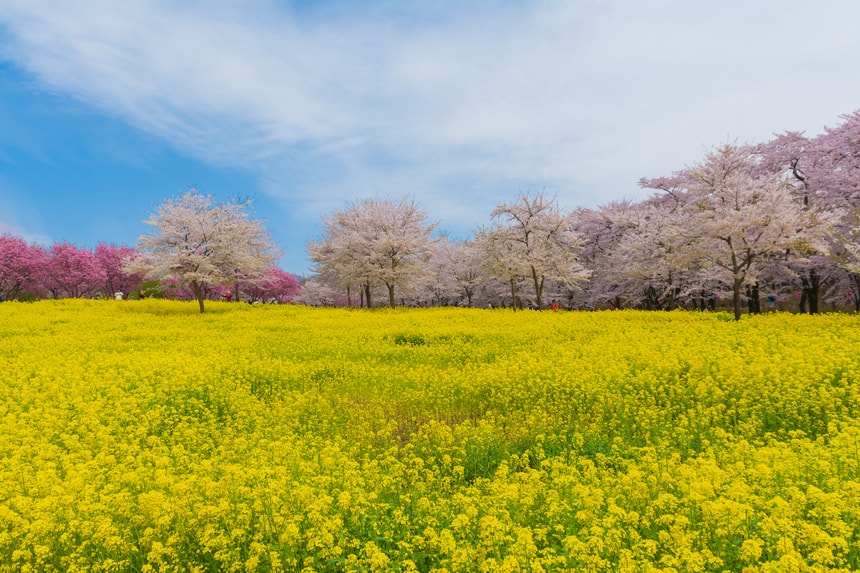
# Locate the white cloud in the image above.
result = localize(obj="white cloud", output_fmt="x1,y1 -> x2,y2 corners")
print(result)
0,220 -> 48,244
0,211 -> 51,245
2,0 -> 859,233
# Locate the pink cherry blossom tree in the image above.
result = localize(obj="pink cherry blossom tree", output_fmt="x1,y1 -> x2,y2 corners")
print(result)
0,235 -> 47,300
241,267 -> 300,303
94,243 -> 144,299
41,242 -> 106,299
756,111 -> 860,312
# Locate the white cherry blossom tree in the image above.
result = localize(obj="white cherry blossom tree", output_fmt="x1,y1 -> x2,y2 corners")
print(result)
309,197 -> 438,307
485,192 -> 589,309
128,189 -> 278,313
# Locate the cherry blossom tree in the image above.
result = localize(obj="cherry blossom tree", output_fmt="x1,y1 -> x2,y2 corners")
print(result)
129,190 -> 278,313
241,267 -> 300,303
486,192 -> 589,309
571,205 -> 629,309
447,239 -> 486,307
309,197 -> 438,307
594,199 -> 697,310
41,242 -> 106,299
756,111 -> 860,312
0,235 -> 47,300
407,237 -> 488,307
295,276 -> 349,307
308,206 -> 370,306
474,227 -> 526,309
94,243 -> 144,298
642,144 -> 834,320
413,237 -> 459,306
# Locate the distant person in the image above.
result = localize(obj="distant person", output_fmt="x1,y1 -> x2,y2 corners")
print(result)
550,300 -> 560,310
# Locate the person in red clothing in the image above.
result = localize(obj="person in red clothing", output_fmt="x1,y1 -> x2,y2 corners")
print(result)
550,299 -> 560,311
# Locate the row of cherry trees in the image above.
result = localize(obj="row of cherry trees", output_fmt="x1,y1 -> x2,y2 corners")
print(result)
304,192 -> 592,310
4,111 -> 858,316
0,239 -> 138,301
305,111 -> 860,318
0,235 -> 300,306
1,190 -> 302,311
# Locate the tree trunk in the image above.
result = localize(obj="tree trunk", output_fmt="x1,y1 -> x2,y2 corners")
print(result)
746,283 -> 761,315
732,277 -> 742,321
347,285 -> 352,308
808,271 -> 820,314
364,284 -> 372,309
644,286 -> 659,311
809,288 -> 820,314
531,267 -> 544,309
851,273 -> 860,312
800,269 -> 821,314
387,284 -> 396,307
510,278 -> 518,312
192,280 -> 206,313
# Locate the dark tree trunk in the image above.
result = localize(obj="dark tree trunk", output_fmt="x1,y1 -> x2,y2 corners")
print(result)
732,278 -> 742,321
644,286 -> 660,311
387,284 -> 396,307
746,283 -> 761,314
665,286 -> 681,309
800,269 -> 820,314
850,273 -> 860,312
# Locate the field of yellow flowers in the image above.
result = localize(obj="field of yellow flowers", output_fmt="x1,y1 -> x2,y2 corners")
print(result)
1,300 -> 859,572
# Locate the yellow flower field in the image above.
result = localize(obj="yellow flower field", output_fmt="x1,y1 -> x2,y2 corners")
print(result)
1,300 -> 859,572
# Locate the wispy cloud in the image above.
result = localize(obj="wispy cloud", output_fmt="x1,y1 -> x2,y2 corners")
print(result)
0,188 -> 52,244
2,0 -> 860,233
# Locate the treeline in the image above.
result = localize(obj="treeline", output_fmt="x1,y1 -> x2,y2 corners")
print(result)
306,111 -> 860,319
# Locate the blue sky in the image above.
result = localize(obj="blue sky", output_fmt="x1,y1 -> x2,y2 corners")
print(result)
2,0 -> 860,275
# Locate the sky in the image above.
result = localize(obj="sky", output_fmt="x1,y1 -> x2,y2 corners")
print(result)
1,0 -> 859,275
